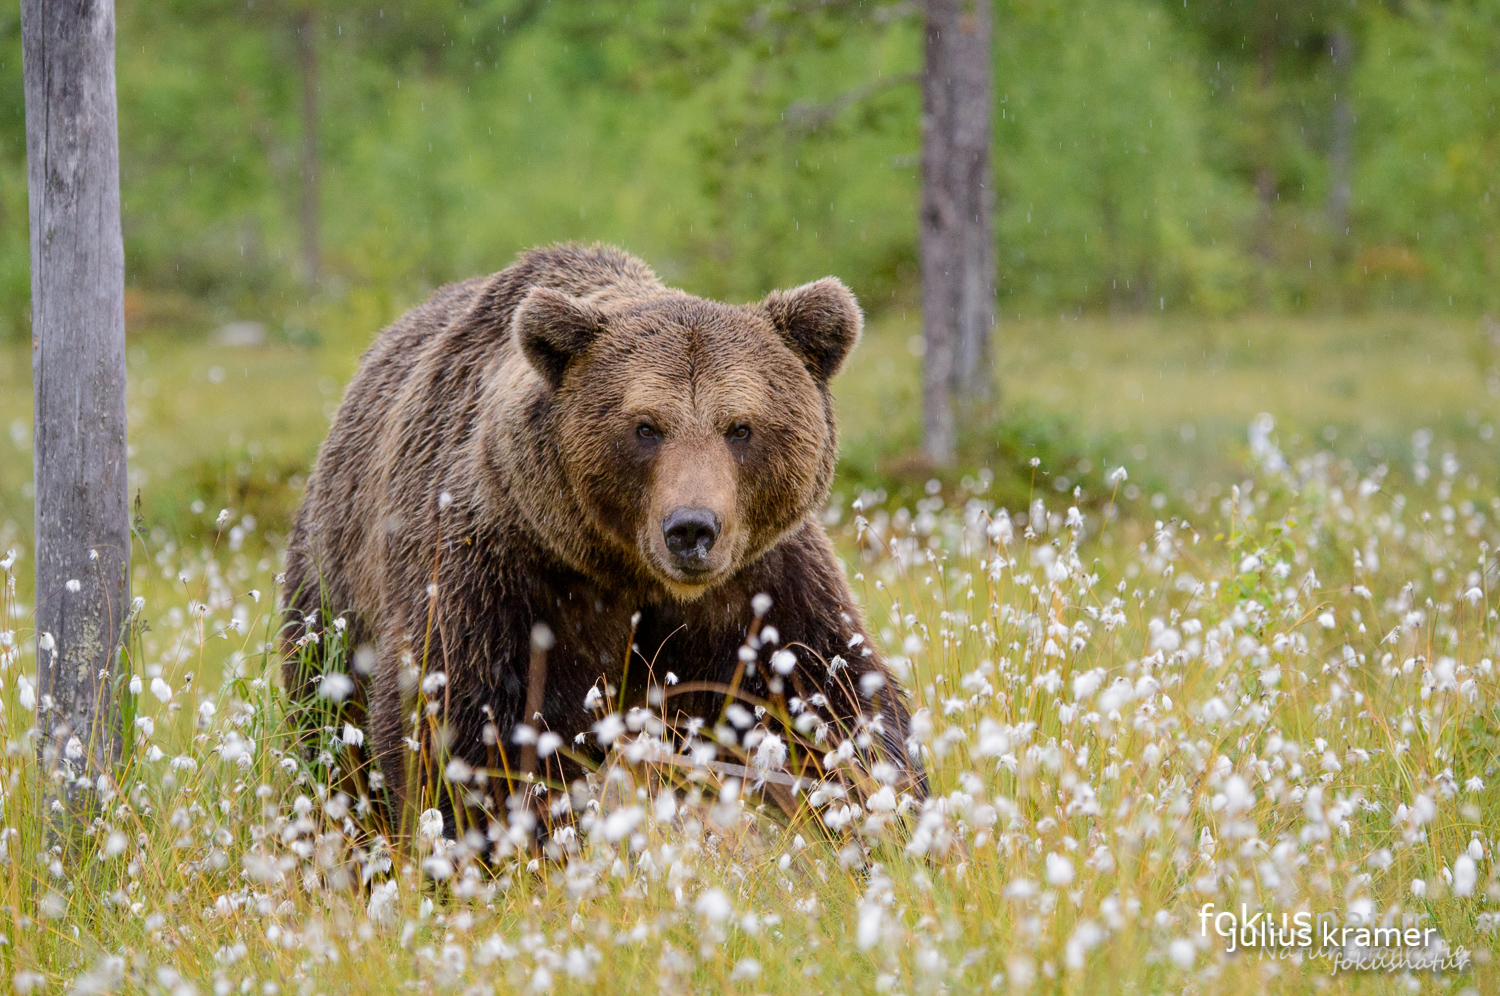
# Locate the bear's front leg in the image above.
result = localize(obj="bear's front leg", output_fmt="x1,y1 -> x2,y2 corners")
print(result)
366,608 -> 534,839
367,619 -> 427,830
741,523 -> 927,798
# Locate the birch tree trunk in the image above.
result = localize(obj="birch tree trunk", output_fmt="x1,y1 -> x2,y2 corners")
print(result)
921,0 -> 995,465
22,0 -> 130,813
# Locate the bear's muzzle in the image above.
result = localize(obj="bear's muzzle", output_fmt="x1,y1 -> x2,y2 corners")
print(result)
662,506 -> 721,574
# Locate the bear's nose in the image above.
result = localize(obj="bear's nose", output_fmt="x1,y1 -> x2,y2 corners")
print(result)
662,507 -> 721,569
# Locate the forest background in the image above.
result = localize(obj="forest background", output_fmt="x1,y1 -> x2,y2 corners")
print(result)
0,0 -> 1494,343
0,0 -> 1498,528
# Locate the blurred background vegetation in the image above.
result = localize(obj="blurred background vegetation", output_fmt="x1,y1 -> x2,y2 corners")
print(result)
1,0 -> 1498,534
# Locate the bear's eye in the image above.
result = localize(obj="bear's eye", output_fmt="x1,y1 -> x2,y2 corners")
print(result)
636,423 -> 657,440
728,424 -> 751,441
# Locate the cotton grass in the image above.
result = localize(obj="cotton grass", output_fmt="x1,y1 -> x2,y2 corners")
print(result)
0,426 -> 1496,993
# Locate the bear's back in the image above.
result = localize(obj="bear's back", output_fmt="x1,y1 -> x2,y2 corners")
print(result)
287,244 -> 663,623
349,243 -> 662,425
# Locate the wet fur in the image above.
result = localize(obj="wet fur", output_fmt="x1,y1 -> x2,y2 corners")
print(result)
282,244 -> 922,814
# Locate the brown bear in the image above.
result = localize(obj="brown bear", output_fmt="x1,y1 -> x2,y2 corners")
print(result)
281,243 -> 923,824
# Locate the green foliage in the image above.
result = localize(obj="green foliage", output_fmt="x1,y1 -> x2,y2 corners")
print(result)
0,11 -> 28,342
0,0 -> 1494,344
996,0 -> 1245,313
835,398 -> 1141,517
1353,0 -> 1500,312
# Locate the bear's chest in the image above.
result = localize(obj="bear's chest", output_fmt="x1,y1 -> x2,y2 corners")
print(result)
536,582 -> 637,673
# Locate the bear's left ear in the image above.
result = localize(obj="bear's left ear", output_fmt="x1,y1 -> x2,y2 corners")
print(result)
761,277 -> 863,382
513,286 -> 606,388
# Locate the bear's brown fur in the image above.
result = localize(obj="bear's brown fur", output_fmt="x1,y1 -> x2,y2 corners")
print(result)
282,243 -> 922,818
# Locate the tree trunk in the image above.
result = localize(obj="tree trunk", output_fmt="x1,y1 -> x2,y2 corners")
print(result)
1327,24 -> 1353,253
921,0 -> 995,465
22,0 -> 129,817
297,8 -> 320,285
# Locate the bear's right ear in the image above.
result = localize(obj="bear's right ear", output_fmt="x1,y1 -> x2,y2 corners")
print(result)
513,286 -> 606,387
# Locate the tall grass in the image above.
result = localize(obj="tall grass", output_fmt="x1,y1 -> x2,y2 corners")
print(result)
0,425 -> 1496,993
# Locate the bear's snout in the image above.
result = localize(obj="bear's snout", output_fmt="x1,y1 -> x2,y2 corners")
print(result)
662,507 -> 721,571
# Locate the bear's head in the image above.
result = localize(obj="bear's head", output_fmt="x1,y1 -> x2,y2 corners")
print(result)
511,278 -> 861,599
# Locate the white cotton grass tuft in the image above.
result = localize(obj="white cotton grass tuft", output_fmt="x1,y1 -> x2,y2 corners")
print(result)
1452,854 -> 1477,897
598,806 -> 643,844
592,713 -> 625,746
694,888 -> 732,923
856,900 -> 884,950
318,672 -> 354,702
751,731 -> 787,774
1220,774 -> 1254,815
1044,853 -> 1074,887
367,880 -> 399,923
418,808 -> 444,841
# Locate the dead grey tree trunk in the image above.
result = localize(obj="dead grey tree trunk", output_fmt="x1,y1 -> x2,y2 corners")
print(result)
921,0 -> 995,466
296,8 -> 320,285
1327,24 -> 1353,254
22,0 -> 130,814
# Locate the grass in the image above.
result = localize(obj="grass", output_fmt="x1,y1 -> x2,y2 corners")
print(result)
837,311 -> 1500,502
0,309 -> 1498,993
5,308 -> 1498,530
